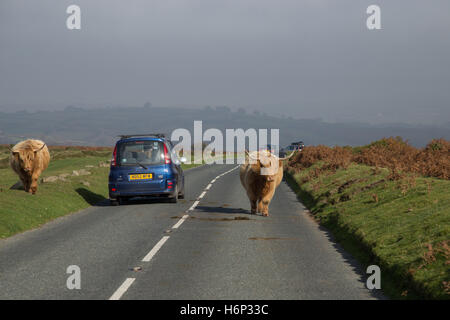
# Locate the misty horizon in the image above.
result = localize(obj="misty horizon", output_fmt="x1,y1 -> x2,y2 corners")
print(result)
1,105 -> 448,148
1,0 -> 450,126
1,103 -> 449,128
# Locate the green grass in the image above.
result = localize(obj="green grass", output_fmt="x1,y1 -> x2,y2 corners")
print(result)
0,156 -> 111,239
0,145 -> 112,169
285,163 -> 450,299
0,151 -> 201,239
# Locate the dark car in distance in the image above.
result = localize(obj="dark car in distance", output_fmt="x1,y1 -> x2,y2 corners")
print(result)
280,141 -> 304,157
108,134 -> 186,205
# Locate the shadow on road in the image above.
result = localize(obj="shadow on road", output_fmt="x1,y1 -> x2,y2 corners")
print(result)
282,179 -> 386,300
195,205 -> 251,215
75,188 -> 108,206
119,197 -> 175,206
314,218 -> 387,300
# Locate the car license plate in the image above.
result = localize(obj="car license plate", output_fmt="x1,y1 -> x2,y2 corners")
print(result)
129,173 -> 153,180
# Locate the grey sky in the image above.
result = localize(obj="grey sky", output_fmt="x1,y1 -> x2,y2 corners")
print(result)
1,0 -> 449,125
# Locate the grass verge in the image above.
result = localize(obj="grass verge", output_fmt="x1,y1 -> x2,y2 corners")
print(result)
0,153 -> 201,239
284,163 -> 449,299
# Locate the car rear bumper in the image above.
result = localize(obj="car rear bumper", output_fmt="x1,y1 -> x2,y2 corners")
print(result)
108,183 -> 176,199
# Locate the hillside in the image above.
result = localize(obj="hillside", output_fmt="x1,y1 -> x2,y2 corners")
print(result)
0,145 -> 198,239
1,106 -> 449,147
285,138 -> 450,299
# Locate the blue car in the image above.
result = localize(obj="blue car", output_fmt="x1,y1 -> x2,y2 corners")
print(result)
108,134 -> 186,205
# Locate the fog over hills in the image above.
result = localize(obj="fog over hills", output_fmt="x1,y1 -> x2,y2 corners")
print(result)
0,106 -> 448,148
1,1 -> 450,128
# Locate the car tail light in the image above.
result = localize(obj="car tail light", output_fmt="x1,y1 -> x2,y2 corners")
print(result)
163,143 -> 171,164
111,145 -> 117,166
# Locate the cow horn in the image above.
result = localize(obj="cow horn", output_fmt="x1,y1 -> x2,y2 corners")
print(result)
279,148 -> 299,161
245,150 -> 259,161
34,143 -> 47,152
7,144 -> 16,153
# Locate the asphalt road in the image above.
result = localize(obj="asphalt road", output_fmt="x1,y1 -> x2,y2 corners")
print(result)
0,164 -> 381,299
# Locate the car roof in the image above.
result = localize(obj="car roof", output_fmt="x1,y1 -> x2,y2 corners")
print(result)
116,133 -> 166,141
117,136 -> 165,143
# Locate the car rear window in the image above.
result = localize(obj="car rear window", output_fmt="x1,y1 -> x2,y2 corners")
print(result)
117,140 -> 164,166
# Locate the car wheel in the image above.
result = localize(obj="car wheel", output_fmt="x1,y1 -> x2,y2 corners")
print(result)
178,186 -> 185,199
110,199 -> 119,206
169,186 -> 178,203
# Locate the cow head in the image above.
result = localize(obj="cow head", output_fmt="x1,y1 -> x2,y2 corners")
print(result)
12,143 -> 46,174
247,149 -> 297,182
247,151 -> 280,182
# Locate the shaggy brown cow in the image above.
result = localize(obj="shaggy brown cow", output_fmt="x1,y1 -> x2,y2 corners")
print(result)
10,139 -> 50,194
240,150 -> 294,216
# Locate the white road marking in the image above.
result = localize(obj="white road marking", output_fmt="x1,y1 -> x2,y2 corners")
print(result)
109,278 -> 135,300
142,236 -> 170,262
109,165 -> 240,300
186,165 -> 239,213
172,214 -> 189,229
188,200 -> 200,211
173,166 -> 237,229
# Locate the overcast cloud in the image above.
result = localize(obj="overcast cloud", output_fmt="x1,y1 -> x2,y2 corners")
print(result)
0,0 -> 449,124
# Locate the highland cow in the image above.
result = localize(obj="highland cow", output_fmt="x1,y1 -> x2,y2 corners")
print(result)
240,150 -> 295,216
10,139 -> 50,194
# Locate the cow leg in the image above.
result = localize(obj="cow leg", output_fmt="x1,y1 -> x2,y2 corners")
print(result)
30,179 -> 38,194
30,172 -> 40,194
250,199 -> 258,214
261,200 -> 270,216
257,199 -> 264,213
22,175 -> 31,193
19,176 -> 27,191
261,188 -> 276,217
246,190 -> 258,214
249,197 -> 257,214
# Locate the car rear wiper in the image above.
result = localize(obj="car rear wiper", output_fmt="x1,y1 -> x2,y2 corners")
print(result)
136,161 -> 147,170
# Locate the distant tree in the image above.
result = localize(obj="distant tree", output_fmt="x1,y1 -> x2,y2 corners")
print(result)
65,105 -> 83,112
237,107 -> 246,114
216,106 -> 231,112
143,102 -> 152,109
